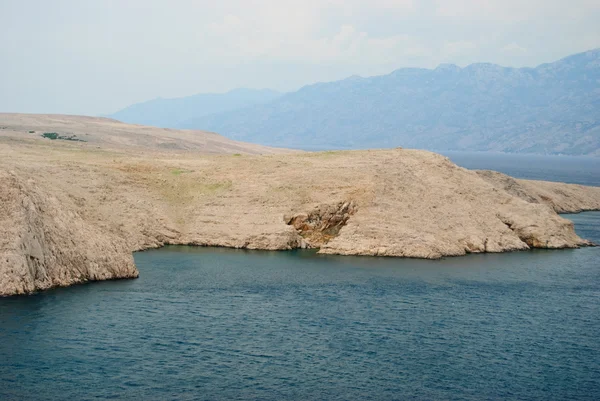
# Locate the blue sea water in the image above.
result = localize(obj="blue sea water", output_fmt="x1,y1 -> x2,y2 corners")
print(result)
1,154 -> 599,400
441,151 -> 600,186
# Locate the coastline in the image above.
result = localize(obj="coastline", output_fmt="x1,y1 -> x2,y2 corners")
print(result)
2,150 -> 599,296
1,115 -> 600,296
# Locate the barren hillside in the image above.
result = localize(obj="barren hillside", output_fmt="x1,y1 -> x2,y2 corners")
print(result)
0,113 -> 291,154
1,114 -> 599,296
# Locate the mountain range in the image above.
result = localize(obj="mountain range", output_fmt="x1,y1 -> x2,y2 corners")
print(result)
110,49 -> 600,156
109,88 -> 281,128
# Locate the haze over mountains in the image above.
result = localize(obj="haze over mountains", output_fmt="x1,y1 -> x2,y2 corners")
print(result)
110,88 -> 281,129
111,49 -> 600,156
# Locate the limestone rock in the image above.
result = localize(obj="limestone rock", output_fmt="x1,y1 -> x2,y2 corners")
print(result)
285,201 -> 357,247
0,171 -> 138,296
1,114 -> 599,296
477,170 -> 600,213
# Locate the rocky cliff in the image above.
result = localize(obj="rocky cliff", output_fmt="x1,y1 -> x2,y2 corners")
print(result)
0,171 -> 138,296
477,170 -> 600,213
1,115 -> 599,296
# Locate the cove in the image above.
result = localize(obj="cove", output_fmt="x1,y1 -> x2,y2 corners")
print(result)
1,212 -> 599,400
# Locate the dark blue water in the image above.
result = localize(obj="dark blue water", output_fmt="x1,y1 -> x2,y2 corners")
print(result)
2,154 -> 600,400
1,212 -> 599,400
441,151 -> 600,186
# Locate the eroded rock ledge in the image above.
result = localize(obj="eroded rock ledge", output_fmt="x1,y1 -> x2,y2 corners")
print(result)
0,171 -> 138,296
1,148 -> 599,296
284,201 -> 357,248
476,170 -> 600,213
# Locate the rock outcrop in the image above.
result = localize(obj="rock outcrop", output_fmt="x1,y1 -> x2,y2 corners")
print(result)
0,171 -> 137,296
477,170 -> 600,213
1,114 -> 599,296
285,201 -> 357,248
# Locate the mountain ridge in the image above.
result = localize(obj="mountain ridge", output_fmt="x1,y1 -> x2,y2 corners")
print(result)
109,88 -> 282,128
188,48 -> 600,155
112,49 -> 600,156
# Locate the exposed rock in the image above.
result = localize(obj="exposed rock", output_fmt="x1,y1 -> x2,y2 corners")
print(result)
1,114 -> 599,296
496,212 -> 591,249
476,170 -> 540,204
285,201 -> 357,247
477,170 -> 600,213
0,171 -> 138,296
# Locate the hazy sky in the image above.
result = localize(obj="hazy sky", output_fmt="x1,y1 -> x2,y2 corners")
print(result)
1,0 -> 599,115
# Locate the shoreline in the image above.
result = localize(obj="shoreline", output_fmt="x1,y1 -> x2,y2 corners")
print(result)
6,210 -> 598,298
2,115 -> 600,296
3,154 -> 599,297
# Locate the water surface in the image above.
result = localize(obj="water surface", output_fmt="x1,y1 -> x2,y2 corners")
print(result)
1,213 -> 599,400
441,151 -> 600,186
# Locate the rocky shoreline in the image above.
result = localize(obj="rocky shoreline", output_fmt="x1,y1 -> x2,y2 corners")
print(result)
2,151 -> 599,296
1,115 -> 599,296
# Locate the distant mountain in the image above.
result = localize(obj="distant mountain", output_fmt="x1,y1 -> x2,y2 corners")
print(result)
184,49 -> 600,156
109,88 -> 282,128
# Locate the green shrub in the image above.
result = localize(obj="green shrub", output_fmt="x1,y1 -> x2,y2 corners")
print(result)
42,132 -> 59,140
41,132 -> 86,142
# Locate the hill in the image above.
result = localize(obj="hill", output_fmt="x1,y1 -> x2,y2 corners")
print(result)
1,113 -> 599,295
183,49 -> 600,156
0,113 -> 290,154
109,88 -> 282,128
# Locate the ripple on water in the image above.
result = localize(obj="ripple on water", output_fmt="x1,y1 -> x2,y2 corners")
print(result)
0,213 -> 599,400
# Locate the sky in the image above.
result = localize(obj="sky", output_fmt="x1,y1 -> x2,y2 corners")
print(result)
1,0 -> 599,116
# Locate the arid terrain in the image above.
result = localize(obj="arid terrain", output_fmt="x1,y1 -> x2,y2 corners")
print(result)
1,114 -> 599,296
0,113 -> 291,155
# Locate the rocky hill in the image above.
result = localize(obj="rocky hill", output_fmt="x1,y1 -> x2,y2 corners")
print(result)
0,113 -> 291,154
1,114 -> 599,296
183,49 -> 600,156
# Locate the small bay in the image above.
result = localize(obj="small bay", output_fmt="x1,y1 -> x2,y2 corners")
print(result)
1,212 -> 598,400
1,154 -> 599,400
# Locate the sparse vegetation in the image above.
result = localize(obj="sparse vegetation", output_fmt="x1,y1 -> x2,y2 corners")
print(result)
154,175 -> 234,209
42,132 -> 86,142
42,132 -> 59,140
171,168 -> 193,176
29,131 -> 35,133
308,150 -> 343,158
233,153 -> 242,157
203,181 -> 233,192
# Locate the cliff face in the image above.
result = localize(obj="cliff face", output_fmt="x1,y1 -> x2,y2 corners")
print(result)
315,155 -> 596,258
476,170 -> 600,214
1,115 -> 599,296
0,171 -> 138,296
1,149 -> 597,297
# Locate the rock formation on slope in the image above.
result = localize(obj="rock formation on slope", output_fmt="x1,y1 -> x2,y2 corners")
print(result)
0,171 -> 138,296
1,114 -> 599,296
476,170 -> 600,213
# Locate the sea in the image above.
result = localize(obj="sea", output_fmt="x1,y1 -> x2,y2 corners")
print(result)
441,151 -> 600,187
1,152 -> 599,400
